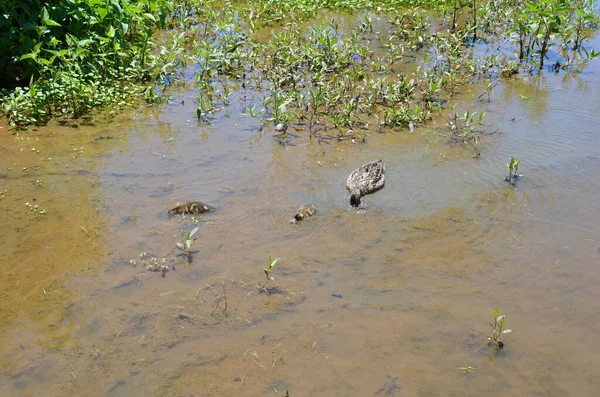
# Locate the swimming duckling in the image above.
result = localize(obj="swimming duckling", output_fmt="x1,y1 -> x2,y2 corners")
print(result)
346,159 -> 385,207
168,201 -> 215,216
289,204 -> 316,224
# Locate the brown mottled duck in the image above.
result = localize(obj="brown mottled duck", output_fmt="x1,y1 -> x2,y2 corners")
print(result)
346,159 -> 385,207
289,204 -> 316,224
168,201 -> 215,215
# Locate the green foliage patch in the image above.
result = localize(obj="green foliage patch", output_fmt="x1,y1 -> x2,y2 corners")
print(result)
1,0 -> 599,128
0,0 -> 173,126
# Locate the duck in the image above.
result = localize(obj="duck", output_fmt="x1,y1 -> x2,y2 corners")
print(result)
168,201 -> 215,216
346,159 -> 385,207
290,204 -> 316,224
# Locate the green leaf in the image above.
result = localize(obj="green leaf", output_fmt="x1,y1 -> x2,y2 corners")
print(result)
189,227 -> 199,238
143,13 -> 157,22
20,53 -> 37,61
78,39 -> 94,47
176,242 -> 184,249
492,307 -> 499,319
106,25 -> 116,38
185,240 -> 192,249
41,7 -> 61,27
37,57 -> 53,66
496,315 -> 505,328
43,19 -> 62,27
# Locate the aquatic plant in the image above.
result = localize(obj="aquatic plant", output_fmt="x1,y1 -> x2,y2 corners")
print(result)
3,0 -> 599,129
447,109 -> 487,157
458,365 -> 477,373
145,257 -> 170,277
505,156 -> 522,183
25,201 -> 46,216
176,227 -> 198,257
258,253 -> 280,293
488,307 -> 512,351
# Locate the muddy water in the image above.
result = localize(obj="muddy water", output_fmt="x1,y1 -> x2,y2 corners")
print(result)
2,31 -> 600,397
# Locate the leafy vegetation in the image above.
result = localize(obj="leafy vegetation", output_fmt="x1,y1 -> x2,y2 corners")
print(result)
258,253 -> 280,293
488,307 -> 512,351
177,226 -> 198,262
1,0 -> 599,131
0,0 -> 176,126
505,156 -> 522,183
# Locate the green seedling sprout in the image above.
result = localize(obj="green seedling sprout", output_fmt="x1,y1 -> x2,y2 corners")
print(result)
258,253 -> 280,293
176,227 -> 198,257
505,156 -> 522,183
488,307 -> 512,351
458,365 -> 476,373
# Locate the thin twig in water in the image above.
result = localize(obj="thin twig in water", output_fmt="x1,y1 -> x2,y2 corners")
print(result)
211,283 -> 228,315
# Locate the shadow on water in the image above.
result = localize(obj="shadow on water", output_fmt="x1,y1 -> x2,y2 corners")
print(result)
2,11 -> 600,397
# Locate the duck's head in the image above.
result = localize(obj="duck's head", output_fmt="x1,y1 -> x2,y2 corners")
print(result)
350,189 -> 361,207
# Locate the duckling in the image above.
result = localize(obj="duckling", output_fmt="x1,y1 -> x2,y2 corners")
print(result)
289,204 -> 316,224
346,159 -> 385,207
168,201 -> 215,216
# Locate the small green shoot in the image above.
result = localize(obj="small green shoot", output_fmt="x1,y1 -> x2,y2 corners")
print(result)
488,307 -> 512,351
176,226 -> 198,257
258,253 -> 280,293
458,365 -> 477,373
505,156 -> 522,183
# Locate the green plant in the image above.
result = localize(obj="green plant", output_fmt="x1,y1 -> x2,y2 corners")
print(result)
176,227 -> 198,257
0,0 -> 175,126
505,156 -> 522,183
144,256 -> 170,277
258,253 -> 280,293
458,365 -> 477,373
447,109 -> 486,156
488,307 -> 512,351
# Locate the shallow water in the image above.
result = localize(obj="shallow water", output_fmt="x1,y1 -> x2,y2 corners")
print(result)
2,15 -> 600,397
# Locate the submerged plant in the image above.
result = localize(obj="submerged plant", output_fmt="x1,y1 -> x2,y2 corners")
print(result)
447,109 -> 487,156
488,307 -> 512,351
505,156 -> 522,183
146,257 -> 170,277
258,253 -> 280,293
458,365 -> 477,373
